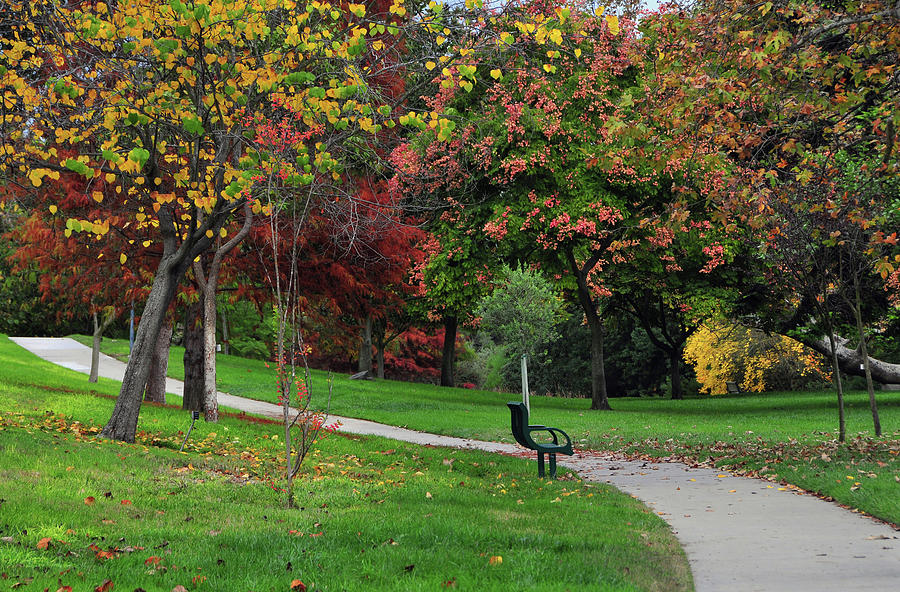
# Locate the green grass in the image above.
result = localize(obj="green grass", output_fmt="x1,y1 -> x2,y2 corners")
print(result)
74,335 -> 900,526
1,336 -> 691,591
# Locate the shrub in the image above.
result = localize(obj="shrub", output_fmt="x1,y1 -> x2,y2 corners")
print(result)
684,321 -> 829,394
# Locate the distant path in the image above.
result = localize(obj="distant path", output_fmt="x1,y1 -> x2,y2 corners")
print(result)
11,337 -> 900,592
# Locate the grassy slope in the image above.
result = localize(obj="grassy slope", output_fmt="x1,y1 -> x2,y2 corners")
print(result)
1,336 -> 691,591
75,335 -> 900,526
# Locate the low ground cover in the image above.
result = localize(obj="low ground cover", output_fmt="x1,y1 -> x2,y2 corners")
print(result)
1,336 -> 691,591
76,335 -> 900,526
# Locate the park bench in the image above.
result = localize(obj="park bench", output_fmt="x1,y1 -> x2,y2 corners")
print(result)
507,402 -> 573,478
726,381 -> 741,394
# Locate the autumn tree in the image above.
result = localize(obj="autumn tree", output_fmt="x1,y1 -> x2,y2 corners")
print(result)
643,0 -> 900,435
645,0 -> 900,374
2,159 -> 151,385
396,2 -> 733,407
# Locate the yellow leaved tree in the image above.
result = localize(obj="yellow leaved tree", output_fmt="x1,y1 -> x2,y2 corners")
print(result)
684,321 -> 829,395
1,0 -> 610,442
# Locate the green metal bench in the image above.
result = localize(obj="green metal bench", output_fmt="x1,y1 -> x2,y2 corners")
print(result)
507,402 -> 573,478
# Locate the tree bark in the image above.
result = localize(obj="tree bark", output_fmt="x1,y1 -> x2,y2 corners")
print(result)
144,318 -> 172,404
89,307 -> 116,383
182,298 -> 205,412
568,250 -> 611,410
670,351 -> 683,400
221,304 -> 230,356
440,314 -> 457,387
803,334 -> 900,384
100,256 -> 188,442
852,275 -> 881,436
826,328 -> 847,443
375,335 -> 386,380
193,202 -> 252,423
200,276 -> 219,422
358,313 -> 374,376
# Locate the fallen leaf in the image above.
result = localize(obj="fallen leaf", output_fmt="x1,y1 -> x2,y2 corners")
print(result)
56,587 -> 73,592
120,500 -> 132,505
290,580 -> 307,591
489,555 -> 502,565
172,586 -> 188,592
37,537 -> 52,550
144,556 -> 162,566
84,497 -> 95,505
94,579 -> 113,592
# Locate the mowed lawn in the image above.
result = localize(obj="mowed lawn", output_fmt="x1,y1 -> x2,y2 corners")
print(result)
0,335 -> 691,591
77,335 -> 900,526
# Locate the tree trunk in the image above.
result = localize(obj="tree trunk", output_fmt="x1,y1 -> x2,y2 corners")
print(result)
376,338 -> 385,380
89,307 -> 116,383
90,312 -> 101,383
221,303 -> 230,356
670,350 -> 683,400
568,252 -> 610,410
100,258 -> 185,442
803,334 -> 900,384
182,298 -> 205,412
853,275 -> 881,436
193,202 -> 252,423
826,329 -> 847,443
201,279 -> 219,422
440,314 -> 457,387
144,318 -> 172,404
358,313 -> 374,376
584,307 -> 611,410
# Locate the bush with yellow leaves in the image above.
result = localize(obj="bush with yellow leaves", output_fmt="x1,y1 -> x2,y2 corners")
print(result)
684,321 -> 829,394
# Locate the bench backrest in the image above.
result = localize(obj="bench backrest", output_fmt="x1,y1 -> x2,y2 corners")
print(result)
507,402 -> 533,449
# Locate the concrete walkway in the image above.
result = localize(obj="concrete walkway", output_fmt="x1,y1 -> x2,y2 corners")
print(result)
10,337 -> 900,592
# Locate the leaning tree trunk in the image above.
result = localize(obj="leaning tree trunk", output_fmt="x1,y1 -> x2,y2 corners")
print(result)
144,318 -> 172,404
182,298 -> 205,412
803,334 -> 900,384
100,256 -> 188,442
89,307 -> 116,383
440,314 -> 457,387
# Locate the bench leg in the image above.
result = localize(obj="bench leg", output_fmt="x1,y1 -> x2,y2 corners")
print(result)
549,453 -> 557,479
537,452 -> 545,478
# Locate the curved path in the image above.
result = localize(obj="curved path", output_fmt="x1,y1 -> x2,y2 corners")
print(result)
10,337 -> 900,592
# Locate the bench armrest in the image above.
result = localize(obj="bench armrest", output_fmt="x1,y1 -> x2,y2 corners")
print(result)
527,425 -> 572,448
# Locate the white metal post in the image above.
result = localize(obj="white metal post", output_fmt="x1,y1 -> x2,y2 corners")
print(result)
521,353 -> 530,413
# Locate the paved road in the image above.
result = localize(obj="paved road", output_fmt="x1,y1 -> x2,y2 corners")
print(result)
10,337 -> 900,591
